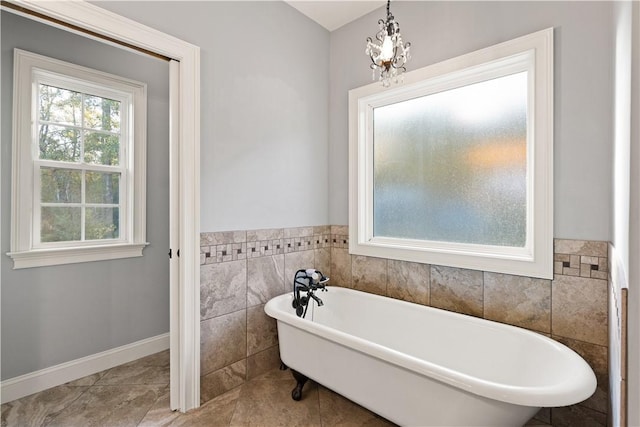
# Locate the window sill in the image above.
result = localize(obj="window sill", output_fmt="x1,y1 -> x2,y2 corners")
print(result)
7,243 -> 149,269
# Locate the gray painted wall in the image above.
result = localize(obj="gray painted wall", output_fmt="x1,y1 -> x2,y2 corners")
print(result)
1,12 -> 170,380
94,1 -> 331,232
329,1 -> 614,242
2,0 -> 329,379
3,0 -> 626,386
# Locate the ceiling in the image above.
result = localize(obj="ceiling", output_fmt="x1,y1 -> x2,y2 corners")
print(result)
285,1 -> 385,31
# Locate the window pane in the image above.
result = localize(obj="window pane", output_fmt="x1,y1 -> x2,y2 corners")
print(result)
39,84 -> 81,126
86,172 -> 120,204
41,206 -> 81,242
39,124 -> 81,162
86,207 -> 119,240
84,132 -> 120,166
84,95 -> 121,132
40,167 -> 81,203
373,72 -> 528,247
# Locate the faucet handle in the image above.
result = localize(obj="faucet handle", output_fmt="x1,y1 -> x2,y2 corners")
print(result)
305,268 -> 321,283
305,269 -> 329,285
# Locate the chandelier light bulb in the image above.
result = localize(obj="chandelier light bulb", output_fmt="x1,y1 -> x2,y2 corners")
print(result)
380,35 -> 394,62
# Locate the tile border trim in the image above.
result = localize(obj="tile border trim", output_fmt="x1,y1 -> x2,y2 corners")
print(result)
554,239 -> 608,280
201,227 -> 339,265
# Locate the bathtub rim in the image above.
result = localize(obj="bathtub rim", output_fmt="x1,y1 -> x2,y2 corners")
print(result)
265,286 -> 597,408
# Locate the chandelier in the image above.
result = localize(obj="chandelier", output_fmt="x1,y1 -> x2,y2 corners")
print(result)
365,0 -> 411,87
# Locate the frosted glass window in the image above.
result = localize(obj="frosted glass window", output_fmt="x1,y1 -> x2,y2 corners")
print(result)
373,72 -> 527,247
349,28 -> 554,279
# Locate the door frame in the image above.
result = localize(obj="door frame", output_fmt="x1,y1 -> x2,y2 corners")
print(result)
6,0 -> 202,412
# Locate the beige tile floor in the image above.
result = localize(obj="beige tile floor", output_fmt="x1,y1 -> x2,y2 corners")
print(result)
1,350 -> 396,427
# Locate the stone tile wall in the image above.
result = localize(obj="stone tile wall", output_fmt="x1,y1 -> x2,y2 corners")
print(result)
609,242 -> 629,427
201,226 -> 610,427
199,226 -> 331,403
330,229 -> 609,426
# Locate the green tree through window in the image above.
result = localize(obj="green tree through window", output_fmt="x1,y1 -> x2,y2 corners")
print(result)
38,84 -> 122,242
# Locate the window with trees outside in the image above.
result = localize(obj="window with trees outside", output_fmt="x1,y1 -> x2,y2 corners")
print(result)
9,49 -> 148,269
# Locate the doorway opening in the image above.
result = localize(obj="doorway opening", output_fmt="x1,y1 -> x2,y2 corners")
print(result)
0,1 -> 201,412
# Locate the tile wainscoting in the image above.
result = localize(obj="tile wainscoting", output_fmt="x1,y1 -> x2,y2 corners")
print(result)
199,226 -> 332,404
200,226 -> 609,426
609,242 -> 629,427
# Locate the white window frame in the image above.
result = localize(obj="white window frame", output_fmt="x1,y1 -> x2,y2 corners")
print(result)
349,28 -> 554,279
9,49 -> 148,269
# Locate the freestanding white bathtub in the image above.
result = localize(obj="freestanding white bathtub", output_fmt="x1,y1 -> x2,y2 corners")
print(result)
264,286 -> 596,427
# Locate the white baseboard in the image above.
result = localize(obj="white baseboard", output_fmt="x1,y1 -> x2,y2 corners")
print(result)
1,333 -> 169,404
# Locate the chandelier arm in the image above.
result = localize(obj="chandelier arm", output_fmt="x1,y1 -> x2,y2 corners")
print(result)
375,26 -> 386,43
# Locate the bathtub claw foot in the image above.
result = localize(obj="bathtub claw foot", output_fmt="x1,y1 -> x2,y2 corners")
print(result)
290,369 -> 308,401
292,386 -> 303,401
